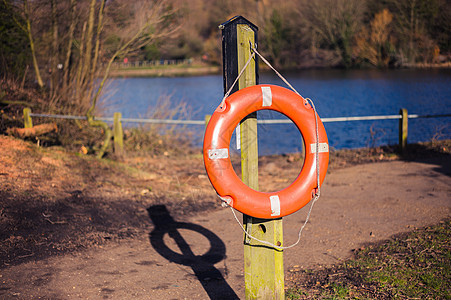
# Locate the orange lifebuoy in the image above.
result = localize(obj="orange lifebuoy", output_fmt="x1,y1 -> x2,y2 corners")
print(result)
203,85 -> 329,219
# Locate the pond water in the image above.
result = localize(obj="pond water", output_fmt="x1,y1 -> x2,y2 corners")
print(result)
101,68 -> 451,154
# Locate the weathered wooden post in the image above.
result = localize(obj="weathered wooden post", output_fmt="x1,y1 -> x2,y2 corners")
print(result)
204,114 -> 211,128
399,108 -> 408,153
220,16 -> 284,299
23,108 -> 33,128
113,112 -> 124,156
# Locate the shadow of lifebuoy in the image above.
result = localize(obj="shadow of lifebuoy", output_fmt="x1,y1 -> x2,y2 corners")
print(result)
148,205 -> 238,299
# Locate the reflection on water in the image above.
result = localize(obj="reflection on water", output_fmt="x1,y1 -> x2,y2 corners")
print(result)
101,69 -> 451,154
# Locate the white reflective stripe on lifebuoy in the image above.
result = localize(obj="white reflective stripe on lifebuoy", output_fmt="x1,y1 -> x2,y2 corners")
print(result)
261,86 -> 272,107
208,148 -> 229,159
310,143 -> 329,153
270,195 -> 281,216
236,123 -> 241,150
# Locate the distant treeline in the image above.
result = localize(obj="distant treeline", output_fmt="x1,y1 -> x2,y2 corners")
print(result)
1,0 -> 450,82
145,0 -> 451,69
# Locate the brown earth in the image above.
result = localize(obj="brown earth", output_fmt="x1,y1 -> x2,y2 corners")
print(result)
0,135 -> 450,299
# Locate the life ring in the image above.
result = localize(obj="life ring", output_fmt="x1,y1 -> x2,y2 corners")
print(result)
203,85 -> 329,219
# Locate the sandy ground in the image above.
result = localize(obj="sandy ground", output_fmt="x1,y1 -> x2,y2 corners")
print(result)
1,152 -> 449,299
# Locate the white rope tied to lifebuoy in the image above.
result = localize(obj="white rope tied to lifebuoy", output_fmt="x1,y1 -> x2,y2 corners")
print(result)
220,49 -> 256,109
220,43 -> 322,250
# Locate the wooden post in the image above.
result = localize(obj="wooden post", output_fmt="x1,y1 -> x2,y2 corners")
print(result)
399,108 -> 408,153
113,112 -> 124,156
205,114 -> 211,128
221,16 -> 284,299
23,108 -> 33,128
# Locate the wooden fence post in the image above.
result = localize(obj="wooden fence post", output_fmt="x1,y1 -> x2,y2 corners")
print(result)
221,16 -> 284,299
399,108 -> 408,153
23,108 -> 33,128
204,114 -> 211,128
113,112 -> 124,156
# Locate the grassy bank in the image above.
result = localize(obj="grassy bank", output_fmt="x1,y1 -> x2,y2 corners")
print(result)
107,62 -> 451,78
108,64 -> 221,77
286,219 -> 450,299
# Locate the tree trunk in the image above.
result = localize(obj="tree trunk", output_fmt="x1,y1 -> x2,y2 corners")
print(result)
87,0 -> 105,99
62,0 -> 77,93
7,123 -> 58,138
75,21 -> 87,103
84,0 -> 111,159
24,0 -> 44,89
50,0 -> 59,98
80,0 -> 96,100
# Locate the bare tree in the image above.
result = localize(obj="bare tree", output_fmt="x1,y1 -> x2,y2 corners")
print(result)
355,9 -> 395,67
9,0 -> 180,157
299,0 -> 365,68
4,0 -> 45,88
87,0 -> 180,157
61,0 -> 77,93
386,0 -> 440,63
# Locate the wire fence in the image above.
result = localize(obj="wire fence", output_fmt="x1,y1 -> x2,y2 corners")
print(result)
24,109 -> 450,154
28,113 -> 206,125
28,112 -> 451,125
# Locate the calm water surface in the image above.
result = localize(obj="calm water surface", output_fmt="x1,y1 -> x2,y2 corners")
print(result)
101,69 -> 451,154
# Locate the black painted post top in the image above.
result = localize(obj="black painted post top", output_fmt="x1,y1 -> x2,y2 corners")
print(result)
219,16 -> 259,96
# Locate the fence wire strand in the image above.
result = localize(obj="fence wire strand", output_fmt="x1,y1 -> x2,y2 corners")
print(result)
29,112 -> 451,125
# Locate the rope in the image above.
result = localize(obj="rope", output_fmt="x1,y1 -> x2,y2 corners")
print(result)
223,44 -> 322,250
219,50 -> 256,109
252,46 -> 302,98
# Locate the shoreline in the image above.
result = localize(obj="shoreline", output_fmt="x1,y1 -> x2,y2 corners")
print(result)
107,62 -> 451,78
108,65 -> 221,78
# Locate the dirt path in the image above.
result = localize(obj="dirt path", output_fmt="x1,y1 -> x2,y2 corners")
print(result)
1,156 -> 449,299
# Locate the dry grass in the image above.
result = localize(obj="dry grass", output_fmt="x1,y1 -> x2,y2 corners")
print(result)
1,77 -> 195,157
